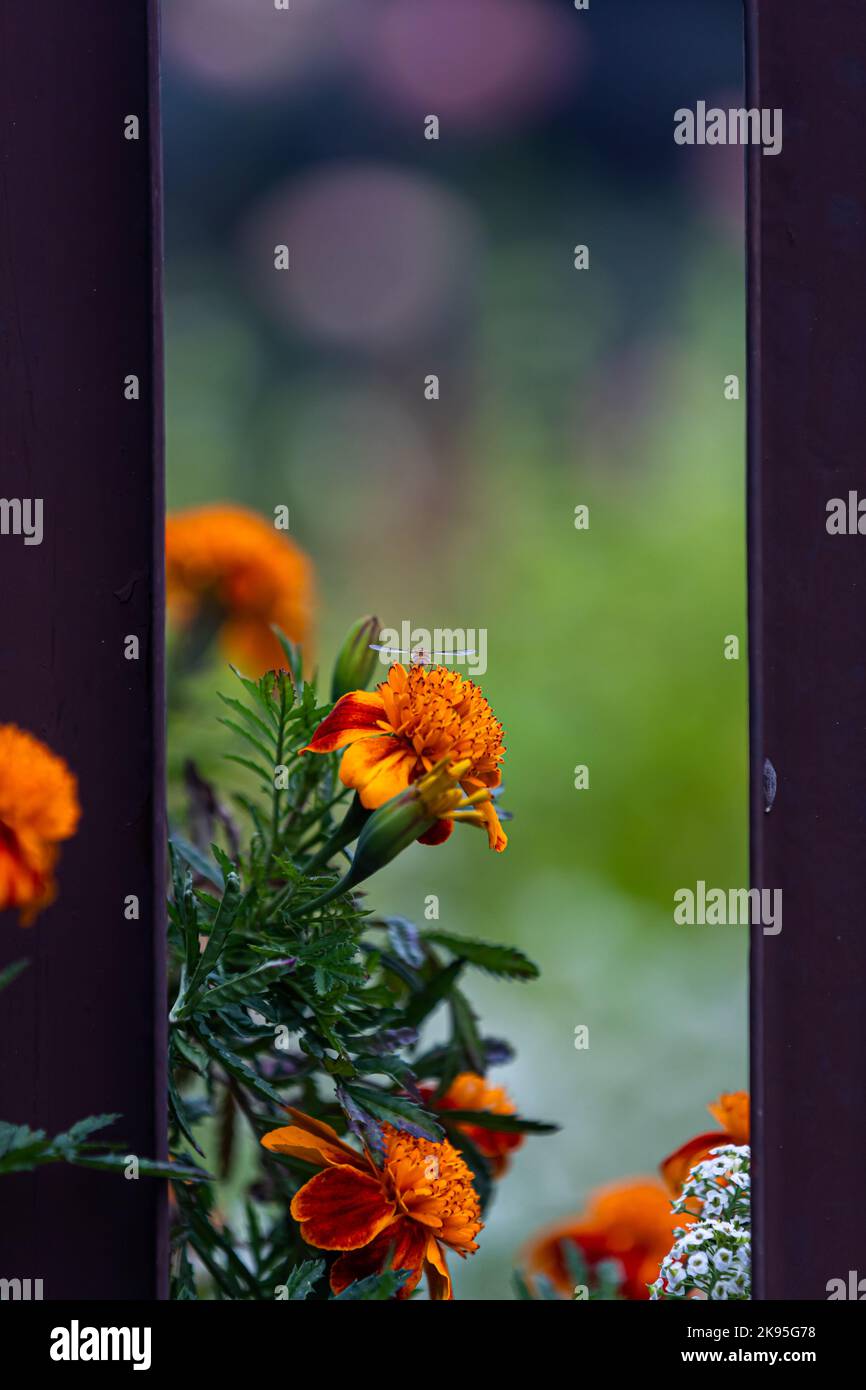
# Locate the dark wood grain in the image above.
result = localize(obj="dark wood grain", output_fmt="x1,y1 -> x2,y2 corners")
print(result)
0,1 -> 166,1298
747,0 -> 866,1299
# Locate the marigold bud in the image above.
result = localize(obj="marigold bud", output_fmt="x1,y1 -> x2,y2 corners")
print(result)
302,760 -> 480,911
331,616 -> 380,701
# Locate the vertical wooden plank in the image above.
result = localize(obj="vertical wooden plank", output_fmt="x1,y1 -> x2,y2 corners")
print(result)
0,1 -> 166,1297
748,0 -> 866,1299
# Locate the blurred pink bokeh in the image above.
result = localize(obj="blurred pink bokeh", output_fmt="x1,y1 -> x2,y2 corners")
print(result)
354,0 -> 584,131
242,163 -> 482,352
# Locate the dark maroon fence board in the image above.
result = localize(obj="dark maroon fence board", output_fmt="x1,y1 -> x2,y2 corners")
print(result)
0,2 -> 166,1297
748,0 -> 866,1299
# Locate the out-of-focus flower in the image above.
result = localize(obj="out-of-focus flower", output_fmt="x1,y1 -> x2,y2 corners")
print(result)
261,1107 -> 482,1299
661,1092 -> 750,1195
522,1179 -> 684,1301
163,0 -> 347,95
421,1072 -> 523,1177
359,0 -> 582,134
302,662 -> 507,851
244,166 -> 480,352
0,725 -> 81,925
331,615 -> 380,702
166,504 -> 314,673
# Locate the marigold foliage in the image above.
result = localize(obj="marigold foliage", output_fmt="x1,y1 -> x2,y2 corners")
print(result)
167,630 -> 550,1300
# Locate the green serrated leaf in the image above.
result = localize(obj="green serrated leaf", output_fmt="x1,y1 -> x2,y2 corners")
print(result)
62,1113 -> 121,1144
403,959 -> 463,1028
186,958 -> 295,1016
343,1085 -> 443,1142
224,753 -> 275,786
331,1267 -> 411,1301
425,932 -> 539,980
277,1259 -> 326,1301
71,1153 -> 211,1181
443,1109 -> 559,1136
449,987 -> 486,1074
182,872 -> 245,1004
195,1020 -> 286,1109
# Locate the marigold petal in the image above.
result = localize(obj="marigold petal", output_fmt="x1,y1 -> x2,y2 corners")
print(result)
339,737 -> 417,808
707,1091 -> 750,1143
329,1218 -> 428,1298
301,692 -> 386,754
522,1179 -> 679,1301
260,1124 -> 365,1170
417,818 -> 454,847
660,1131 -> 728,1194
291,1165 -> 397,1251
424,1236 -> 453,1300
480,800 -> 508,852
165,504 -> 314,673
0,724 -> 81,923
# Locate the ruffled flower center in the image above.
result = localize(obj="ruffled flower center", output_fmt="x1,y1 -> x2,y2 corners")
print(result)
381,1126 -> 483,1256
378,664 -> 505,784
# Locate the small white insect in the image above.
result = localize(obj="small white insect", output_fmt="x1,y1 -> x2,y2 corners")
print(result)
368,643 -> 476,667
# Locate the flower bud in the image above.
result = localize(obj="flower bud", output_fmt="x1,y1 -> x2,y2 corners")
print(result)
302,760 -> 481,911
331,616 -> 380,701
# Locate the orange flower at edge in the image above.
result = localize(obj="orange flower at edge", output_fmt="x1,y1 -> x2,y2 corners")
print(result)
166,504 -> 314,673
0,725 -> 81,925
522,1178 -> 684,1301
261,1107 -> 483,1299
660,1091 -> 750,1195
302,663 -> 507,851
422,1072 -> 523,1178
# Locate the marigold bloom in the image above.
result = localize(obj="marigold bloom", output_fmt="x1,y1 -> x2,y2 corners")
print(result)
165,504 -> 314,672
660,1091 -> 750,1195
261,1107 -> 483,1299
522,1178 -> 684,1301
302,663 -> 508,851
422,1072 -> 523,1177
0,725 -> 81,925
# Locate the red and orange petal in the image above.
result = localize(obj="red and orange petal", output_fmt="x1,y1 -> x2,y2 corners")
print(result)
0,724 -> 81,925
661,1091 -> 750,1194
261,1110 -> 482,1299
166,504 -> 314,672
0,826 -> 58,924
260,1112 -> 368,1172
417,818 -> 454,847
330,1217 -> 430,1299
523,1179 -> 682,1301
290,1164 -> 397,1251
661,1130 -> 730,1194
430,1072 -> 523,1175
301,691 -> 387,754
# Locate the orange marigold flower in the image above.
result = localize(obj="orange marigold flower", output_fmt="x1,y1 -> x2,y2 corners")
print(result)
302,662 -> 508,851
166,504 -> 314,673
0,725 -> 81,925
522,1178 -> 684,1301
261,1107 -> 483,1299
422,1072 -> 523,1177
660,1091 -> 750,1195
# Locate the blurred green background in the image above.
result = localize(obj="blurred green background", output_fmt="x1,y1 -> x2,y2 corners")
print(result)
164,0 -> 747,1298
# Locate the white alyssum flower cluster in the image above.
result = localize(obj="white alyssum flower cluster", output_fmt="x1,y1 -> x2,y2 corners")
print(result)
649,1144 -> 750,1300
